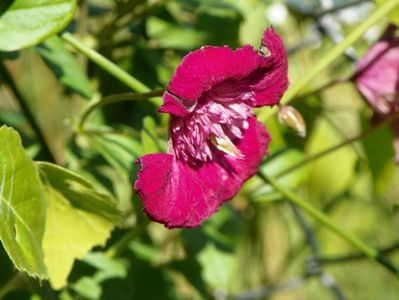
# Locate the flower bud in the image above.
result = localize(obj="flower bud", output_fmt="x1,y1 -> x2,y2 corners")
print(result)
277,105 -> 306,137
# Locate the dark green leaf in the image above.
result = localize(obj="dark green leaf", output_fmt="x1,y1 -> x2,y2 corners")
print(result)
36,36 -> 92,99
362,125 -> 395,196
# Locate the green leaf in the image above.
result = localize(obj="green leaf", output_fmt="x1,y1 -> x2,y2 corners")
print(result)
83,252 -> 127,281
36,35 -> 92,99
72,276 -> 102,300
197,243 -> 234,290
147,17 -> 208,50
141,116 -> 162,154
38,162 -> 121,223
0,126 -> 47,278
0,0 -> 77,51
87,132 -> 143,179
38,162 -> 121,289
305,118 -> 356,201
72,253 -> 127,300
253,149 -> 310,202
362,125 -> 395,196
237,1 -> 268,46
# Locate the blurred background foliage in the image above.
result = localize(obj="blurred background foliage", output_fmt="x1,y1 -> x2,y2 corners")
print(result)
1,0 -> 399,299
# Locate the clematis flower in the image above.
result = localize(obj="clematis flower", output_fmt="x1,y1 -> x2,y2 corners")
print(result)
355,25 -> 399,160
355,25 -> 399,114
134,28 -> 288,228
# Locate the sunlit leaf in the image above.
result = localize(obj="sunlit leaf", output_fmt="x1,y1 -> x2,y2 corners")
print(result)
72,276 -> 102,300
36,35 -> 93,99
0,0 -> 77,51
238,1 -> 268,46
83,252 -> 127,281
197,243 -> 234,289
0,126 -> 47,278
305,118 -> 356,201
254,148 -> 310,201
147,17 -> 208,50
38,162 -> 121,289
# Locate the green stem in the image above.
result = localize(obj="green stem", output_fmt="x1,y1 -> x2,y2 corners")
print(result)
78,90 -> 164,130
258,172 -> 399,277
293,77 -> 349,103
61,32 -> 150,93
275,112 -> 399,178
106,222 -> 148,258
80,127 -> 141,138
258,0 -> 399,122
0,272 -> 29,299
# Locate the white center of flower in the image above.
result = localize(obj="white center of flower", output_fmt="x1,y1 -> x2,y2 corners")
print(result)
171,98 -> 254,165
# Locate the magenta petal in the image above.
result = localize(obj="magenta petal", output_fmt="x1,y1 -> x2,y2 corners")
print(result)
158,91 -> 192,117
202,45 -> 262,82
167,45 -> 262,104
134,153 -> 224,228
134,117 -> 270,228
253,28 -> 289,107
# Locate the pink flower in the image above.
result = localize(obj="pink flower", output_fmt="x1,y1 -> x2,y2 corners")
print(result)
134,28 -> 288,228
355,25 -> 399,160
355,25 -> 399,114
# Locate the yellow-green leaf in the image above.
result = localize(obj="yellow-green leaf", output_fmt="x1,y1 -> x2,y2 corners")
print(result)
0,126 -> 47,278
38,162 -> 121,289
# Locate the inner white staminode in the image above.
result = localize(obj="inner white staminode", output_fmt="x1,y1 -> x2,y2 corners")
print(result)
171,95 -> 254,165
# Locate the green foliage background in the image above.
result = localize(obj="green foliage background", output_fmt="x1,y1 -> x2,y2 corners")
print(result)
0,0 -> 399,299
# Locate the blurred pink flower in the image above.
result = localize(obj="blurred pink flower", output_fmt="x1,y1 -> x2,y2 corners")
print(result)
355,25 -> 399,160
355,25 -> 399,114
134,28 -> 288,228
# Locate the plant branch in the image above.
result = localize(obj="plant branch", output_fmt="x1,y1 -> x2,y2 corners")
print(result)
257,0 -> 399,122
79,127 -> 141,138
257,172 -> 399,278
61,32 -> 153,94
232,274 -> 311,300
275,112 -> 399,178
290,204 -> 347,300
78,90 -> 164,130
319,242 -> 399,264
292,77 -> 350,103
